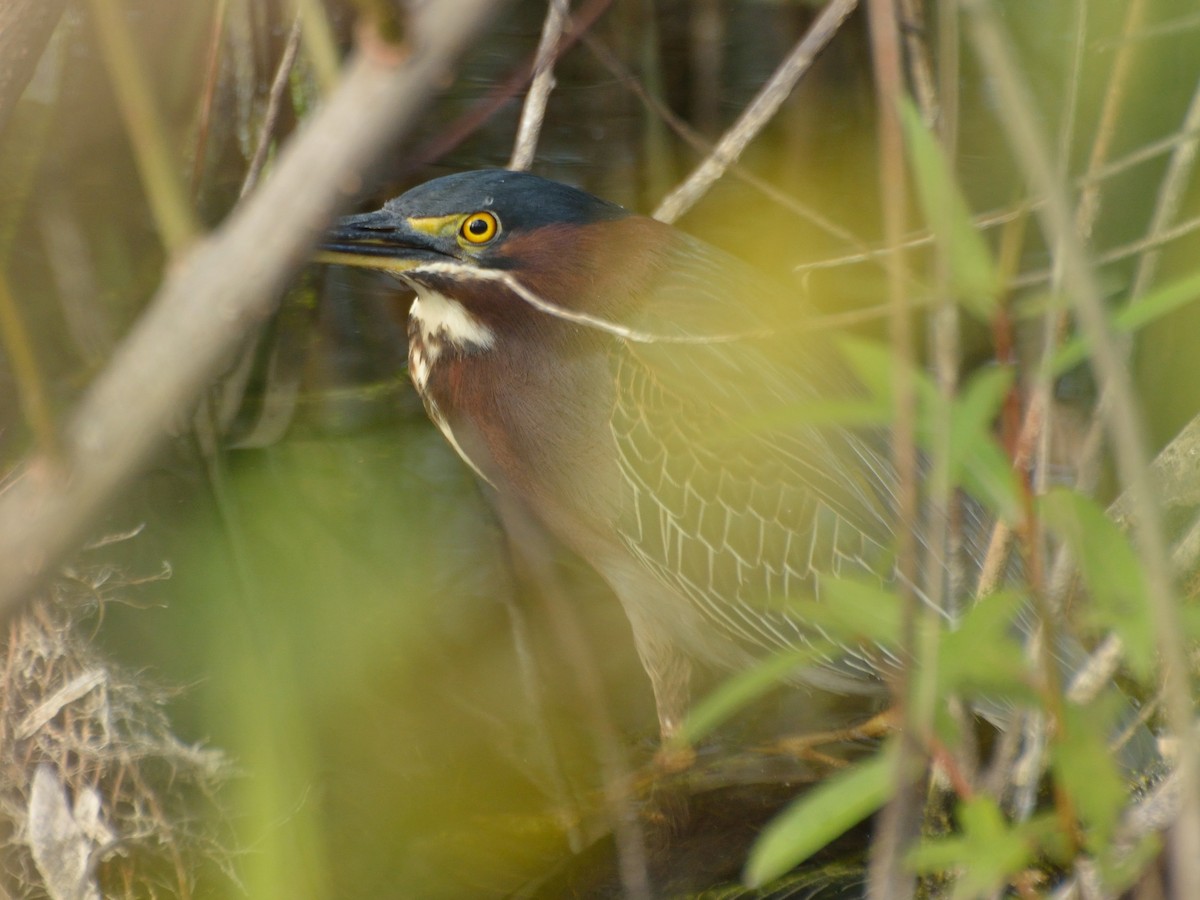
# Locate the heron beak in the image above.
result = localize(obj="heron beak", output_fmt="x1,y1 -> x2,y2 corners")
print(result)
316,209 -> 448,275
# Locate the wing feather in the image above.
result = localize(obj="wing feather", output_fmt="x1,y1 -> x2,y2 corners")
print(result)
605,235 -> 904,673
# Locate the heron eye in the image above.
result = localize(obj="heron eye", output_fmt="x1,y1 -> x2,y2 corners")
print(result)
460,211 -> 499,244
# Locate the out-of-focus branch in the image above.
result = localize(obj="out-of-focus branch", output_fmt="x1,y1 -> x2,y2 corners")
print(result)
863,0 -> 918,894
0,0 -> 68,137
0,0 -> 503,618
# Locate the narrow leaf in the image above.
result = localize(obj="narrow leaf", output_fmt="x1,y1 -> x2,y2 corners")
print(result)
744,750 -> 892,887
900,98 -> 1001,319
675,642 -> 836,747
1053,269 -> 1200,375
1040,489 -> 1155,679
787,576 -> 902,648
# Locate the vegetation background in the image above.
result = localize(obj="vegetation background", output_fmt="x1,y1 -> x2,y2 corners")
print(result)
1,0 -> 1199,897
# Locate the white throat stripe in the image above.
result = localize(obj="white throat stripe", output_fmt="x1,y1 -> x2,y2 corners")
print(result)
411,289 -> 495,350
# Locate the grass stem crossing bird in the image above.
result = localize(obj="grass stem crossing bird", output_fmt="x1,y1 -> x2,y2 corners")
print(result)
318,169 -> 967,744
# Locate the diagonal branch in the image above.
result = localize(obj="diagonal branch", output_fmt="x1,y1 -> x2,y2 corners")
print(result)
653,0 -> 859,224
0,1 -> 504,618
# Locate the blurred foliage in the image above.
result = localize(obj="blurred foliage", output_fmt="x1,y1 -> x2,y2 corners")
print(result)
1,0 -> 1200,897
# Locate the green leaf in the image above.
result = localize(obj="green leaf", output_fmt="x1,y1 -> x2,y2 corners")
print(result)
938,590 -> 1036,700
1039,489 -> 1155,680
908,799 -> 1047,898
899,98 -> 1001,319
960,437 -> 1023,525
946,365 -> 1013,445
835,335 -> 903,408
674,642 -> 837,747
744,749 -> 893,887
945,366 -> 1022,522
786,576 -> 902,648
1052,700 -> 1127,855
836,338 -> 1022,521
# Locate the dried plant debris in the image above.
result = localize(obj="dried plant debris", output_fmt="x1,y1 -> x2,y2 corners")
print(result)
0,565 -> 233,899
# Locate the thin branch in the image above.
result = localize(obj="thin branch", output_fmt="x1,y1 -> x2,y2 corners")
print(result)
0,1 -> 504,616
791,129 -> 1200,285
865,0 -> 919,896
1072,0 -> 1149,246
1128,74 -> 1200,299
242,17 -> 305,198
582,34 -> 881,264
509,0 -> 570,171
189,0 -> 229,193
399,0 -> 614,178
653,0 -> 859,224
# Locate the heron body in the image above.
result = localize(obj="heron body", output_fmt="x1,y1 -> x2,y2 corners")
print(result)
322,169 -> 942,740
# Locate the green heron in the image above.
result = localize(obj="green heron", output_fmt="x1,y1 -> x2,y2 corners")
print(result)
319,169 -> 954,742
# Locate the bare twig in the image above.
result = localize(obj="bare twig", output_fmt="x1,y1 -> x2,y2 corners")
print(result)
190,0 -> 230,192
400,0 -> 614,178
242,17 -> 305,197
582,34 -> 882,264
0,2 -> 504,617
865,0 -> 919,896
509,0 -> 570,171
1073,0 -> 1149,244
897,0 -> 936,124
792,167 -> 1200,289
653,0 -> 859,224
1128,75 -> 1200,299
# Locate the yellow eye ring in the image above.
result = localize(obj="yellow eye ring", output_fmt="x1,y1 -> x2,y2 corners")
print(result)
460,211 -> 499,244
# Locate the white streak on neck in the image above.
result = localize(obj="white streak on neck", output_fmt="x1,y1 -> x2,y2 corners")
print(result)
410,288 -> 495,350
406,288 -> 496,488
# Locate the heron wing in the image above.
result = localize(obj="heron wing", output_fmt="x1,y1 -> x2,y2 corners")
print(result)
607,235 -> 904,677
